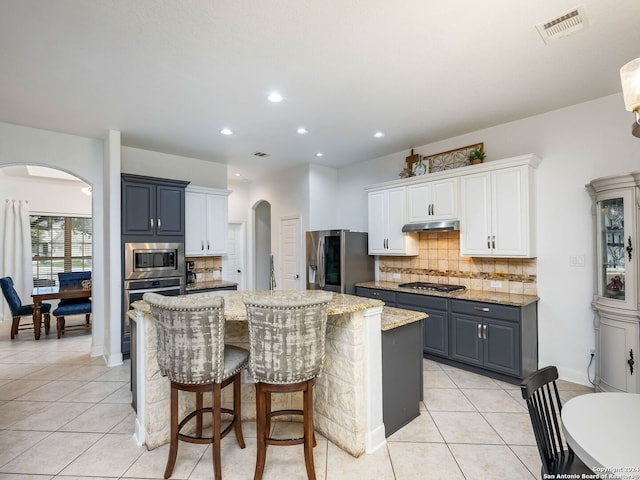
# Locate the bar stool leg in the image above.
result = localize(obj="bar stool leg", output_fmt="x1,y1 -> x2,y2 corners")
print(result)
164,384 -> 179,479
213,383 -> 222,480
303,380 -> 316,480
196,392 -> 203,437
233,373 -> 246,448
254,383 -> 267,480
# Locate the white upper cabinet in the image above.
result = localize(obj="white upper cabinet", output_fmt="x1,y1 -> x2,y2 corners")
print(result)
460,165 -> 535,257
366,153 -> 540,258
185,186 -> 230,256
368,187 -> 419,256
407,178 -> 458,223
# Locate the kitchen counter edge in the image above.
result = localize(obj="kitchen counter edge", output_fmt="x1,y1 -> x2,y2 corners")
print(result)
355,281 -> 539,307
185,280 -> 238,292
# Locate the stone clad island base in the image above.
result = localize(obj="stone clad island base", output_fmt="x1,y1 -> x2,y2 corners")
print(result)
129,290 -> 386,457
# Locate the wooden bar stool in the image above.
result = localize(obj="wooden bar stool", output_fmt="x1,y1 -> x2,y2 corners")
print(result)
243,291 -> 333,480
144,293 -> 249,480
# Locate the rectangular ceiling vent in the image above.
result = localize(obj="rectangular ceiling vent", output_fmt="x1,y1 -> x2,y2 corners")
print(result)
536,6 -> 588,44
253,151 -> 270,157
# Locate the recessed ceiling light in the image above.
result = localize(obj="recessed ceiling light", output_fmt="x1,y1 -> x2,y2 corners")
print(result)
267,92 -> 283,103
373,131 -> 385,138
297,127 -> 308,134
220,128 -> 233,135
315,152 -> 324,157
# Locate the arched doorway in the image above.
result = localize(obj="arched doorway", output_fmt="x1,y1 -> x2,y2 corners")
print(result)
0,165 -> 93,338
253,200 -> 271,290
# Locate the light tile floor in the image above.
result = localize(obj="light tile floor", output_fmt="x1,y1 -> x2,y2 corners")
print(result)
0,320 -> 593,479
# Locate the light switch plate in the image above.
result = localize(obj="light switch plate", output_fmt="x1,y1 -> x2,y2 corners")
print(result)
392,273 -> 401,280
490,281 -> 502,288
569,255 -> 585,267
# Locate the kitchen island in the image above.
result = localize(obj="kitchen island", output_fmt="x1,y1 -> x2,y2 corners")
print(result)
129,290 -> 391,457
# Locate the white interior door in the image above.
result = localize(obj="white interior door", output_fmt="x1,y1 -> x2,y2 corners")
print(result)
222,223 -> 244,290
280,217 -> 301,290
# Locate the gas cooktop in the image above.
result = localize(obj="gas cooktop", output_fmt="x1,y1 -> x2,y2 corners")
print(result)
398,282 -> 466,293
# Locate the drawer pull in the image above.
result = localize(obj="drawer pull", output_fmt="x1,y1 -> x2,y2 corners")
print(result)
474,307 -> 490,312
372,292 -> 380,296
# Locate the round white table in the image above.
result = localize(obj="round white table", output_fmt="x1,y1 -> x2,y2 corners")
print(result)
561,392 -> 640,479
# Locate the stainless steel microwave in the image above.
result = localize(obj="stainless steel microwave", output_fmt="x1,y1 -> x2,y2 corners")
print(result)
124,242 -> 185,280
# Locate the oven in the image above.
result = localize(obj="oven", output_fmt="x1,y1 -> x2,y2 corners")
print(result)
124,242 -> 185,280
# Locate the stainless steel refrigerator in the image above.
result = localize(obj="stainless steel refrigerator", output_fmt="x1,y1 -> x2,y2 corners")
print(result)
306,230 -> 374,294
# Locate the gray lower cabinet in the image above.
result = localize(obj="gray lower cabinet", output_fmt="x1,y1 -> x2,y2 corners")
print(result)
355,286 -> 397,306
186,286 -> 238,294
450,299 -> 537,379
355,286 -> 538,381
397,293 -> 448,357
382,320 -> 422,437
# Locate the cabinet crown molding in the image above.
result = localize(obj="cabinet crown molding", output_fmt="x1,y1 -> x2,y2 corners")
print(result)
186,185 -> 231,196
365,153 -> 541,192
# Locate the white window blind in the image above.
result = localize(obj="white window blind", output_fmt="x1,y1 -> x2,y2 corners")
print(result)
30,215 -> 92,286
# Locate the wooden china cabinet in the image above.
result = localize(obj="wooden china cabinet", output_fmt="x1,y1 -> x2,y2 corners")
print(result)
587,173 -> 640,393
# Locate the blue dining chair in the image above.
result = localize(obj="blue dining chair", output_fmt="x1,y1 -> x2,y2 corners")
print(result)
0,276 -> 52,340
53,271 -> 92,338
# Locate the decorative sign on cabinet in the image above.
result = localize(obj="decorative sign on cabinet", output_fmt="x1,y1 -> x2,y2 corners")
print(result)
185,186 -> 230,256
587,173 -> 640,393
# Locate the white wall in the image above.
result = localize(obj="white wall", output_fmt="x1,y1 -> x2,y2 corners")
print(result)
122,146 -> 227,189
336,93 -> 640,385
227,179 -> 250,223
308,164 -> 339,231
0,176 -> 92,216
0,122 -> 111,360
248,164 -> 310,290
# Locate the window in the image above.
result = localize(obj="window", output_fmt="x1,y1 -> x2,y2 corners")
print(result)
30,215 -> 92,286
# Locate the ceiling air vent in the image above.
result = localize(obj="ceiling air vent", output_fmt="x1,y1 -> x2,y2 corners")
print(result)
253,151 -> 270,157
536,6 -> 588,44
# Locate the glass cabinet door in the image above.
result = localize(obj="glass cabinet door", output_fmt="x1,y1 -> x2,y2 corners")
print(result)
597,191 -> 632,303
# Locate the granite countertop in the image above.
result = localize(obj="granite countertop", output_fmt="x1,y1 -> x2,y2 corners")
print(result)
355,281 -> 539,307
185,280 -> 238,292
132,290 -> 384,321
381,306 -> 427,331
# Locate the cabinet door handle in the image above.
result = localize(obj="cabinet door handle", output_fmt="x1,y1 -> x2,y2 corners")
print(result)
372,292 -> 380,297
201,241 -> 204,251
150,218 -> 154,229
492,236 -> 496,249
487,236 -> 491,249
208,241 -> 210,250
627,236 -> 633,261
474,306 -> 490,312
629,349 -> 635,375
477,324 -> 482,339
483,324 -> 487,340
158,218 -> 162,230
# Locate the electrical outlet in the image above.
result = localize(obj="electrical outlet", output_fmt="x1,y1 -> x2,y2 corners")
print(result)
490,281 -> 502,288
392,273 -> 401,280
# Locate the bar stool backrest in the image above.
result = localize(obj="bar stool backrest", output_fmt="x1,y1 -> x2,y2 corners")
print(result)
243,291 -> 333,384
144,293 -> 226,385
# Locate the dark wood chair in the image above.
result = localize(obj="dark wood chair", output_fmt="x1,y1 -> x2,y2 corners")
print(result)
520,366 -> 598,479
0,276 -> 51,339
243,291 -> 333,480
144,292 -> 248,480
53,271 -> 92,338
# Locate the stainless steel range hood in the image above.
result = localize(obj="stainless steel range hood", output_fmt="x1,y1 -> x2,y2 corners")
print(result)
402,220 -> 460,232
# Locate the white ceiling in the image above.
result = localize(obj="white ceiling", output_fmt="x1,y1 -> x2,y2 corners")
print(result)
1,0 -> 639,182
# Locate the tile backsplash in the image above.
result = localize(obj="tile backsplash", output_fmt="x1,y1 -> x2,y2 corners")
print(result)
378,231 -> 537,295
187,256 -> 222,282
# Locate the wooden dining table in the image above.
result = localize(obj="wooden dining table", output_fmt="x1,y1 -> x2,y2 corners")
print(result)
31,285 -> 92,340
561,392 -> 640,479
